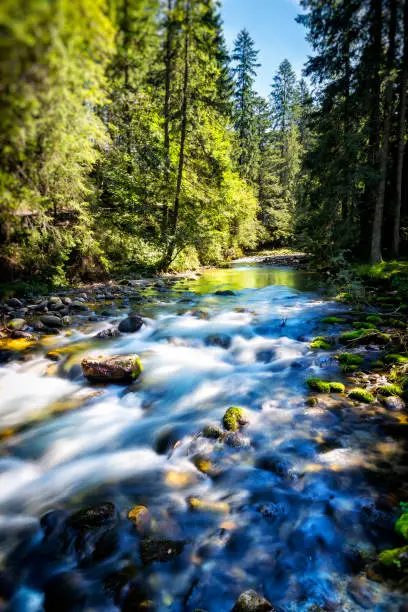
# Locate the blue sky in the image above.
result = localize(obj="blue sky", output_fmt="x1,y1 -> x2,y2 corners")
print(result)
221,0 -> 311,98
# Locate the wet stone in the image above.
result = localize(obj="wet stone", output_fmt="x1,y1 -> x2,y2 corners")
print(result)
202,423 -> 224,439
205,334 -> 231,349
68,502 -> 117,529
225,432 -> 251,448
214,289 -> 235,296
95,327 -> 121,339
81,354 -> 142,383
118,314 -> 144,333
383,396 -> 406,411
41,315 -> 63,328
232,589 -> 275,612
140,537 -> 185,565
347,577 -> 377,609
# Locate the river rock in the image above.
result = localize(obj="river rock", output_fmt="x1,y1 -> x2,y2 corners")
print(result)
383,396 -> 406,411
62,316 -> 72,326
205,334 -> 231,349
70,300 -> 89,311
96,327 -> 121,339
6,298 -> 23,308
214,289 -> 235,296
118,314 -> 144,333
81,354 -> 142,383
41,315 -> 63,328
225,432 -> 251,448
140,537 -> 185,565
232,590 -> 274,612
68,502 -> 117,529
7,318 -> 26,331
202,423 -> 224,439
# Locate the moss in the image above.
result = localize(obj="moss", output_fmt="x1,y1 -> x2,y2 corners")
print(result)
353,321 -> 377,330
396,513 -> 408,541
338,353 -> 364,366
306,378 -> 331,393
222,406 -> 247,432
336,292 -> 352,302
377,384 -> 403,397
321,316 -> 345,324
366,315 -> 383,324
348,388 -> 375,403
340,330 -> 364,343
378,545 -> 408,566
329,382 -> 345,393
384,354 -> 408,365
370,359 -> 384,369
0,337 -> 36,351
306,397 -> 319,407
310,336 -> 331,350
341,364 -> 360,373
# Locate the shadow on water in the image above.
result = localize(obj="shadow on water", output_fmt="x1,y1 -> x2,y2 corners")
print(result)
0,265 -> 406,611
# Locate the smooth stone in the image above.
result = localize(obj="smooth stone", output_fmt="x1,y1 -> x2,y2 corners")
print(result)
41,315 -> 63,328
225,432 -> 251,448
383,396 -> 406,411
140,537 -> 185,565
70,301 -> 89,311
81,354 -> 142,383
6,298 -> 22,308
96,327 -> 121,339
68,502 -> 117,529
6,318 -> 26,331
202,424 -> 224,439
118,314 -> 144,333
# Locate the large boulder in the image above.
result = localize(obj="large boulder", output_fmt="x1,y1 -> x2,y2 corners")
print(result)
118,314 -> 144,333
81,354 -> 142,383
68,502 -> 117,529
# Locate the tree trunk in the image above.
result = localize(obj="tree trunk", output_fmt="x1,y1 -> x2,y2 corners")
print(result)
370,0 -> 392,264
161,0 -> 174,237
162,0 -> 190,270
392,0 -> 408,256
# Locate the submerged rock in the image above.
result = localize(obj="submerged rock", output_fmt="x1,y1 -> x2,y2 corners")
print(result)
202,423 -> 224,439
140,537 -> 185,565
188,497 -> 230,513
214,289 -> 235,296
232,590 -> 274,612
68,502 -> 117,529
81,354 -> 142,383
128,505 -> 150,533
382,396 -> 406,411
118,314 -> 144,333
205,334 -> 231,349
225,432 -> 251,448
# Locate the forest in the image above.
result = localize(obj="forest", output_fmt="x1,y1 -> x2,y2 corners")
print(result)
1,0 -> 406,285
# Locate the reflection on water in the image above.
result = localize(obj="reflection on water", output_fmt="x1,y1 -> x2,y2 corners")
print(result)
0,266 -> 404,611
182,264 -> 317,294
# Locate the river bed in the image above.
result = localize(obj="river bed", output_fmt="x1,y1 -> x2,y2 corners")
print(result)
0,264 -> 406,611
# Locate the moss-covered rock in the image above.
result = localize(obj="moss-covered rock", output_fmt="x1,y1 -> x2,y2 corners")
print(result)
306,378 -> 331,393
223,406 -> 248,432
329,382 -> 345,393
376,384 -> 403,397
81,354 -> 142,383
202,423 -> 224,439
310,336 -> 331,350
338,353 -> 364,366
396,512 -> 408,541
7,318 -> 27,331
370,359 -> 384,369
348,388 -> 375,403
384,353 -> 408,365
306,378 -> 344,393
321,316 -> 345,325
366,315 -> 383,324
306,397 -> 319,407
352,322 -> 377,330
127,505 -> 150,533
340,330 -> 391,346
378,545 -> 408,567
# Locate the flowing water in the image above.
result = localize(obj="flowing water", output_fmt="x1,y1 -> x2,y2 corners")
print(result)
0,264 -> 406,611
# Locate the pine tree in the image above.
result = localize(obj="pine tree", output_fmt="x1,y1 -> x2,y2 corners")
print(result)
231,29 -> 260,181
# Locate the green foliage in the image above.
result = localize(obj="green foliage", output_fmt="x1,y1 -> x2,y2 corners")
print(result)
384,354 -> 408,364
338,353 -> 364,366
348,388 -> 375,403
